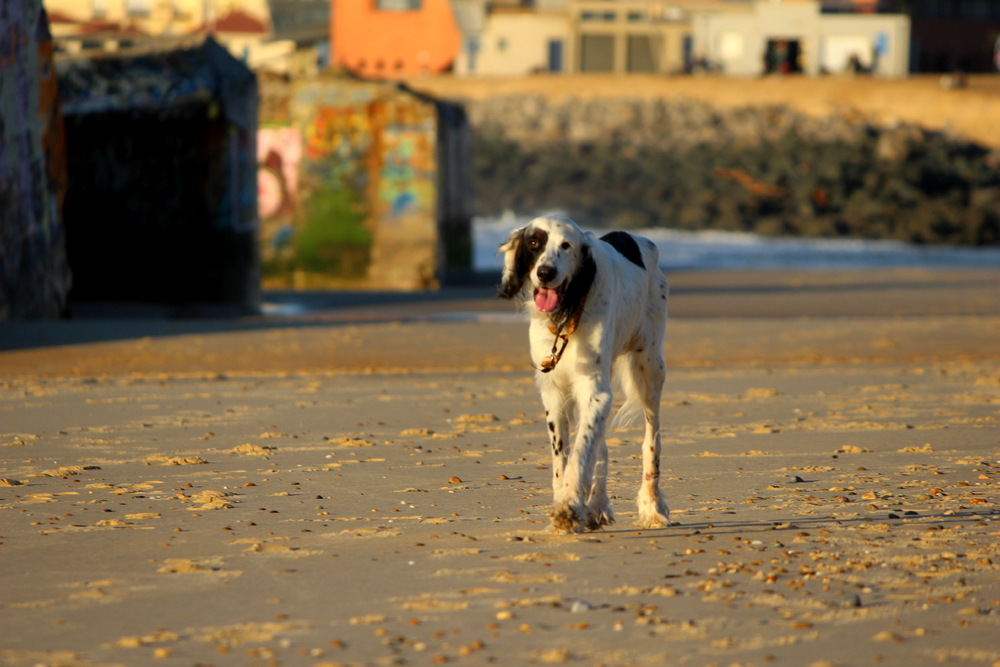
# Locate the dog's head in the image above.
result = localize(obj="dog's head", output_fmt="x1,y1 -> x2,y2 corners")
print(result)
497,215 -> 595,320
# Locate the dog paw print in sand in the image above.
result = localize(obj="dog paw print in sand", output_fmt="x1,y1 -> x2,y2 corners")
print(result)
29,465 -> 102,478
222,444 -> 276,456
1,433 -> 40,447
450,414 -> 509,435
232,537 -> 325,557
146,454 -> 208,466
171,489 -> 234,511
397,594 -> 470,613
327,436 -> 377,448
400,427 -> 435,437
155,557 -> 227,574
835,445 -> 872,454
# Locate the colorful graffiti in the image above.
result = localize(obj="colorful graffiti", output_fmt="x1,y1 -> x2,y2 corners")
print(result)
304,105 -> 372,186
367,100 -> 436,221
378,126 -> 435,219
300,99 -> 436,219
257,126 -> 301,221
271,81 -> 469,288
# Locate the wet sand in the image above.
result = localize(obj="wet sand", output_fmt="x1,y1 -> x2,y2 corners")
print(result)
1,268 -> 999,666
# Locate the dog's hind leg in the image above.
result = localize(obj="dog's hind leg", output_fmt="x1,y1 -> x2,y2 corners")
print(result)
631,349 -> 670,528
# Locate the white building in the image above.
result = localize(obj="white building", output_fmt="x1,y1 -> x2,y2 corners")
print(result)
694,0 -> 910,77
451,0 -> 910,78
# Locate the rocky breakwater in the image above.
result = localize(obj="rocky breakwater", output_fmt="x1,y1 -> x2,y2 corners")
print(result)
469,94 -> 1000,246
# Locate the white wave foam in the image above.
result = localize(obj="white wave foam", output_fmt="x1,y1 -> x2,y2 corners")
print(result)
474,214 -> 1000,272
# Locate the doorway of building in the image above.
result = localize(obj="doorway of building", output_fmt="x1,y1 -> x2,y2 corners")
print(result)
764,39 -> 802,74
548,39 -> 563,72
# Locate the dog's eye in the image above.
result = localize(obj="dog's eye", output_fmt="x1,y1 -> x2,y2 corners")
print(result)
560,241 -> 571,250
528,238 -> 541,249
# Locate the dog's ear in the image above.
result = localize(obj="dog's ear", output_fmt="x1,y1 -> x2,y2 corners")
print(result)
556,240 -> 596,321
497,226 -> 530,299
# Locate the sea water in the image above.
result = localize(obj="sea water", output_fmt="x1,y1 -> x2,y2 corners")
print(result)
474,214 -> 1000,272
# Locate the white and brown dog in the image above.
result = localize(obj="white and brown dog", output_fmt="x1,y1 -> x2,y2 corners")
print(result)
498,215 -> 670,532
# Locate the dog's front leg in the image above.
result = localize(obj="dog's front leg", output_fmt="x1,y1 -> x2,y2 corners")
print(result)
551,379 -> 612,532
539,384 -> 571,496
586,431 -> 614,528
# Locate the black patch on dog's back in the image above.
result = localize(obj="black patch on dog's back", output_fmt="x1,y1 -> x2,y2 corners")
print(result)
600,231 -> 645,269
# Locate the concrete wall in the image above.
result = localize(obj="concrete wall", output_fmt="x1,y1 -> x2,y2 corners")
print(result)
820,14 -> 910,77
277,77 -> 471,289
472,12 -> 569,75
57,38 -> 260,310
0,2 -> 72,320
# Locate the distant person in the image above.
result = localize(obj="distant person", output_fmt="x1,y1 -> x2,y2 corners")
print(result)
847,53 -> 864,75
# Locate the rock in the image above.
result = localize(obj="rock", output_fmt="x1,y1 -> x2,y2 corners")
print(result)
470,94 -> 997,247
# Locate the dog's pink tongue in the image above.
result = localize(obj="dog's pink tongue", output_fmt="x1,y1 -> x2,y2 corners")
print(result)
534,287 -> 560,313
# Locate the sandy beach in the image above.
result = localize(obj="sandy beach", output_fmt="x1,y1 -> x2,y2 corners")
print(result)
1,267 -> 999,666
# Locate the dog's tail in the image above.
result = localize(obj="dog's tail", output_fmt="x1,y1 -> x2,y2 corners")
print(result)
609,356 -> 645,431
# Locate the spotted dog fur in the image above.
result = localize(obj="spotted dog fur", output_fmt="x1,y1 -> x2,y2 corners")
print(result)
499,215 -> 670,532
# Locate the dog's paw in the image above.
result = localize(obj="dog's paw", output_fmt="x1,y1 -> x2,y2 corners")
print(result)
550,502 -> 594,533
550,503 -> 580,532
586,512 -> 614,531
636,497 -> 671,529
635,512 -> 670,529
586,504 -> 615,530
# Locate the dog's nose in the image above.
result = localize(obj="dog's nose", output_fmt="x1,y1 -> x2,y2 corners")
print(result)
536,265 -> 557,284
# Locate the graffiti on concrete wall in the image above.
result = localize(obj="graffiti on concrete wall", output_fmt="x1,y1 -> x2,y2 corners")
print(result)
368,100 -> 436,221
257,126 -> 300,221
271,79 -> 467,289
301,99 -> 437,220
303,105 -> 372,187
378,123 -> 436,220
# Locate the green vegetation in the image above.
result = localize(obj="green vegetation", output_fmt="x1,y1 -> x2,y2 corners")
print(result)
264,186 -> 372,282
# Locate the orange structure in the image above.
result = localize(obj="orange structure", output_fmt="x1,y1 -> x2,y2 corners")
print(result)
332,0 -> 461,78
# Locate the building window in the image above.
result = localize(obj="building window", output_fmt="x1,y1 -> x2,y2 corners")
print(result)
627,34 -> 659,72
375,0 -> 422,10
579,34 -> 615,72
125,0 -> 151,17
581,11 -> 615,22
719,32 -> 744,61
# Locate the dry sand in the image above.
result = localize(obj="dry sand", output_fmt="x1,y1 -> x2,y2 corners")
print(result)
405,73 -> 1000,149
1,268 -> 999,666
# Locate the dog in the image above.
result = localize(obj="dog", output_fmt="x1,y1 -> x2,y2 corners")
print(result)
498,215 -> 670,532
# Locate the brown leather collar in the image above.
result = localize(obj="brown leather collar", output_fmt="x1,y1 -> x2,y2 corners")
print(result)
539,297 -> 586,373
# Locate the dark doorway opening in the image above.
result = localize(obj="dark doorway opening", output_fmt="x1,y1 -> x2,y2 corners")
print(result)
764,39 -> 802,74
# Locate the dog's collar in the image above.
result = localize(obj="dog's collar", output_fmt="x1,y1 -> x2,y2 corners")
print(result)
539,297 -> 586,373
